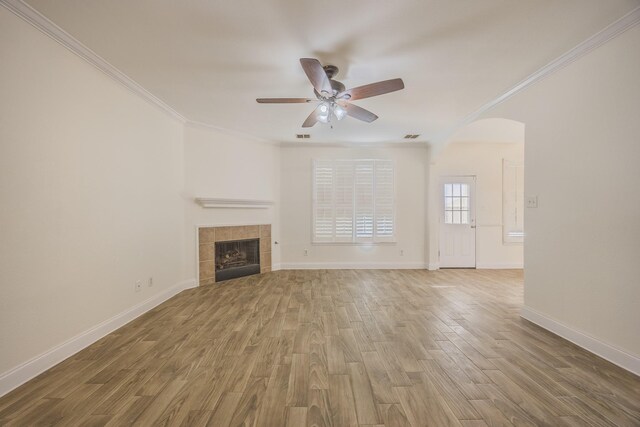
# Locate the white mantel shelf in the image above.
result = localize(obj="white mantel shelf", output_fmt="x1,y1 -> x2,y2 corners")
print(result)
195,198 -> 273,209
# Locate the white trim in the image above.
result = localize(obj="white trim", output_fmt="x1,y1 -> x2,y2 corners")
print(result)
0,0 -> 187,124
476,262 -> 523,269
426,262 -> 440,271
0,278 -> 197,398
279,262 -> 428,270
195,226 -> 200,284
437,5 -> 640,145
311,241 -> 397,246
3,0 -> 637,147
186,121 -> 279,146
195,198 -> 273,209
271,263 -> 281,271
195,222 -> 271,228
521,306 -> 640,376
279,141 -> 427,148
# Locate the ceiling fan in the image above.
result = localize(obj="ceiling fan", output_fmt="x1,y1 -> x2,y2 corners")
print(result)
257,58 -> 405,128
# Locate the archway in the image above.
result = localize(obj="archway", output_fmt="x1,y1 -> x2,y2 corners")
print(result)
427,117 -> 526,270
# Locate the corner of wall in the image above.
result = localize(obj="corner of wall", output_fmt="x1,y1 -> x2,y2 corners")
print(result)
0,278 -> 196,398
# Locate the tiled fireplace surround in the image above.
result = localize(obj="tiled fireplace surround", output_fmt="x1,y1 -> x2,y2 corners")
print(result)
198,224 -> 271,285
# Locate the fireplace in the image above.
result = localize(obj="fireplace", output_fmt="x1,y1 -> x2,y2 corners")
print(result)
198,224 -> 271,285
215,238 -> 260,282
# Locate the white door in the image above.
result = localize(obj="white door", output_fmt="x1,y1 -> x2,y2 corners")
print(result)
439,177 -> 476,268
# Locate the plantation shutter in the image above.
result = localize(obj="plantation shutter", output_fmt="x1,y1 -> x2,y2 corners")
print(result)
374,160 -> 395,242
334,161 -> 355,242
354,160 -> 375,241
503,160 -> 524,243
313,160 -> 334,242
312,159 -> 395,243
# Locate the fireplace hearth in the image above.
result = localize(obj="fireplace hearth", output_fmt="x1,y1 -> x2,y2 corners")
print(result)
215,238 -> 260,282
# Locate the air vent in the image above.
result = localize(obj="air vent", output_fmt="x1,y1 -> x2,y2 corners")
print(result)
404,134 -> 420,139
296,134 -> 311,139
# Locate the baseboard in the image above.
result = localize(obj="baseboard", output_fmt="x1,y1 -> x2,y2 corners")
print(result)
520,306 -> 640,376
0,278 -> 197,398
426,262 -> 440,271
271,263 -> 281,271
279,262 -> 428,270
476,262 -> 523,269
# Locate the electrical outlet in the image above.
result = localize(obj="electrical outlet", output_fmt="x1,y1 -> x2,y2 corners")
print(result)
526,195 -> 538,208
304,249 -> 309,256
148,277 -> 153,287
135,280 -> 142,292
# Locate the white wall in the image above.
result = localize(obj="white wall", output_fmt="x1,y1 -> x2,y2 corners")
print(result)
0,7 -> 186,377
280,145 -> 429,268
432,142 -> 524,269
490,24 -> 640,367
182,125 -> 281,275
4,0 -> 636,391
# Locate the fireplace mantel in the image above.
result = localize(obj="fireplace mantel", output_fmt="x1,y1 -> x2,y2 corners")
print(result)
195,198 -> 273,209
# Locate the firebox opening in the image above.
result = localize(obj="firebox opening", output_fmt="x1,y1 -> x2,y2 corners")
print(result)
215,238 -> 260,282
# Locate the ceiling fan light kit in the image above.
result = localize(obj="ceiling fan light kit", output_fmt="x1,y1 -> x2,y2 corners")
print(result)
256,58 -> 405,128
315,101 -> 347,124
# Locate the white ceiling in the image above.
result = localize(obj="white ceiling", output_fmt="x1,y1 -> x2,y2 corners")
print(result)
451,118 -> 524,144
24,0 -> 639,144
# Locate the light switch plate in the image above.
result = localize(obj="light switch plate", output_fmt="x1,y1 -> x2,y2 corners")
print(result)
526,195 -> 538,208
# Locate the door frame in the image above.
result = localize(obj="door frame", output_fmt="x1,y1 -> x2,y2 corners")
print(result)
438,175 -> 477,268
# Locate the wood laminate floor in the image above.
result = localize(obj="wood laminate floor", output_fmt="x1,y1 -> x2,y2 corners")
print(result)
0,269 -> 638,426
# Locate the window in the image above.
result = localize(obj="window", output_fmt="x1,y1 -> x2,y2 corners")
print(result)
443,183 -> 470,224
313,159 -> 395,243
503,160 -> 524,243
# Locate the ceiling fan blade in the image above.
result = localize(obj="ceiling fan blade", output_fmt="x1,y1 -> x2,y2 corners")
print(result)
302,105 -> 321,128
256,98 -> 314,103
300,58 -> 333,96
343,103 -> 378,123
338,78 -> 404,101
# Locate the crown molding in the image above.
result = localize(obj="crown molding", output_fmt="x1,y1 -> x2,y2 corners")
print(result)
0,0 -> 187,123
436,5 -> 640,146
185,120 -> 280,145
3,0 -> 638,146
